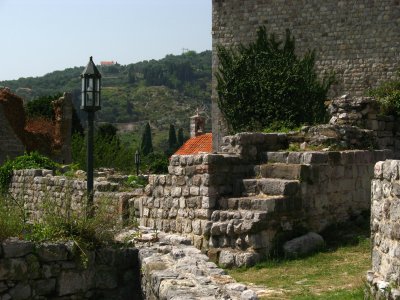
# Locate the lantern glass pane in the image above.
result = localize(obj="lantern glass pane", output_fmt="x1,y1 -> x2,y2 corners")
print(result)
87,78 -> 93,91
81,92 -> 85,107
95,92 -> 100,107
94,78 -> 99,92
87,92 -> 93,107
81,78 -> 85,92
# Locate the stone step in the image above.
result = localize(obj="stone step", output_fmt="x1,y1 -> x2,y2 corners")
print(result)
257,163 -> 310,180
220,195 -> 286,211
241,178 -> 300,197
208,209 -> 268,236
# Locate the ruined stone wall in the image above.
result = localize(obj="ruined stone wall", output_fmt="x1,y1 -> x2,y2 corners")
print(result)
265,149 -> 390,231
0,105 -> 24,164
133,153 -> 254,251
8,169 -> 140,224
328,95 -> 400,154
212,0 -> 400,149
0,238 -> 140,299
367,160 -> 400,298
134,135 -> 391,265
0,89 -> 73,164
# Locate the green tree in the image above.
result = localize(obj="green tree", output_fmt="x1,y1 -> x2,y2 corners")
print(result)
97,123 -> 118,141
177,128 -> 185,146
25,93 -> 62,120
216,26 -> 335,132
168,124 -> 177,150
140,122 -> 153,156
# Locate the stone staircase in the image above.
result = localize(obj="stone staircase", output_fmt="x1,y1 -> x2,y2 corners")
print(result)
208,153 -> 308,267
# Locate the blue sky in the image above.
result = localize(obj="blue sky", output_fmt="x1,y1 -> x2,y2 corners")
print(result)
0,0 -> 212,81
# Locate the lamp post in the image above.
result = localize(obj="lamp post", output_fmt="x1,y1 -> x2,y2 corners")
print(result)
135,150 -> 141,176
81,56 -> 101,218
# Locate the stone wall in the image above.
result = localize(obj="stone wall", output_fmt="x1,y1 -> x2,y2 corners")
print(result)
367,160 -> 400,299
8,169 -> 141,225
133,135 -> 392,266
0,104 -> 24,164
137,231 -> 258,300
0,88 -> 73,164
133,153 -> 255,252
328,95 -> 400,154
0,238 -> 140,299
211,0 -> 400,149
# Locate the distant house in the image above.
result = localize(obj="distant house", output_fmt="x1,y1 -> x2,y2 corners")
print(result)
100,61 -> 116,66
174,113 -> 212,155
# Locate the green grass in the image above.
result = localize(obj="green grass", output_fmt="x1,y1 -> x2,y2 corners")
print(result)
228,222 -> 370,299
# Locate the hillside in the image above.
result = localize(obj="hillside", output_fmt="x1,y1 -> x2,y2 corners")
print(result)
0,50 -> 212,149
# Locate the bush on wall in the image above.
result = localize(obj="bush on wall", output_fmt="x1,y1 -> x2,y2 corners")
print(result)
368,71 -> 400,116
216,26 -> 335,133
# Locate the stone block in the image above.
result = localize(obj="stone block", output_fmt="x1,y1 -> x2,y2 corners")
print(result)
186,196 -> 201,208
189,186 -> 200,196
8,282 -> 31,300
383,160 -> 400,181
0,258 -> 28,280
301,152 -> 328,164
235,252 -> 261,268
35,278 -> 56,296
283,232 -> 324,258
192,175 -> 202,186
182,186 -> 190,196
58,270 -> 95,296
95,268 -> 118,289
218,250 -> 235,268
192,220 -> 202,235
171,187 -> 182,197
37,243 -> 69,262
266,151 -> 288,163
2,238 -> 34,258
201,196 -> 216,209
374,161 -> 384,179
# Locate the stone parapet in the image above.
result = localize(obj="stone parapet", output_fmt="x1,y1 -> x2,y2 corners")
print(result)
8,169 -> 129,223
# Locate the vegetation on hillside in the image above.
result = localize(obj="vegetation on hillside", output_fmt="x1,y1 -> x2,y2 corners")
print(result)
0,50 -> 210,157
216,27 -> 335,132
0,51 -> 211,126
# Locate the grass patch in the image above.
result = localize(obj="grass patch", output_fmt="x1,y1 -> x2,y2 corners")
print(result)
228,221 -> 370,299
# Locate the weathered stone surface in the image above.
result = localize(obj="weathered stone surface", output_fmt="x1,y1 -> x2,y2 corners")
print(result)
2,238 -> 34,258
8,282 -> 31,300
219,250 -> 235,268
283,232 -> 324,258
37,243 -> 69,262
34,278 -> 56,295
58,270 -> 94,296
137,231 -> 258,299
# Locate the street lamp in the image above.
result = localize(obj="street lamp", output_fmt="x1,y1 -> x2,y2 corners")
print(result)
135,150 -> 141,176
81,56 -> 101,218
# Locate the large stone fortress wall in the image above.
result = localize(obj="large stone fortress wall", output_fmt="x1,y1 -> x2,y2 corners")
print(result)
212,0 -> 400,150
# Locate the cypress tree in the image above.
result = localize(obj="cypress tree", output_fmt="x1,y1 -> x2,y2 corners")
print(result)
140,122 -> 153,156
168,124 -> 177,150
177,128 -> 185,146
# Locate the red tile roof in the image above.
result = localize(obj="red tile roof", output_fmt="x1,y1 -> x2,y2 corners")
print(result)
174,133 -> 213,155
